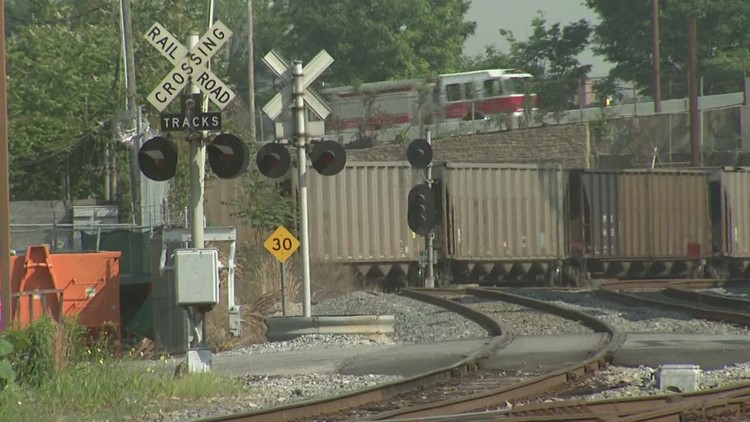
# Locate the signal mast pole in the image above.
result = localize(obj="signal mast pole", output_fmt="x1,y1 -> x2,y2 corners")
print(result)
425,129 -> 435,288
293,61 -> 313,317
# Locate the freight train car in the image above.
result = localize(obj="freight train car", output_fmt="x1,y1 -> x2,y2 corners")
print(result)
306,161 -> 750,287
441,163 -> 568,285
708,167 -> 750,278
567,168 -> 712,281
306,161 -> 425,284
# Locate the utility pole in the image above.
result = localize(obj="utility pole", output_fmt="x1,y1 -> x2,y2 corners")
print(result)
120,0 -> 139,221
687,17 -> 701,167
292,61 -> 312,318
0,0 -> 11,331
247,0 -> 256,141
652,0 -> 662,113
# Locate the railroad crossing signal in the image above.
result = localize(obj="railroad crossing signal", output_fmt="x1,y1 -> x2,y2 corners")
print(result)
138,136 -> 178,181
257,50 -> 346,178
140,22 -> 248,182
144,21 -> 236,112
310,140 -> 346,176
408,184 -> 436,237
407,138 -> 433,169
256,142 -> 291,179
262,50 -> 333,121
263,226 -> 301,264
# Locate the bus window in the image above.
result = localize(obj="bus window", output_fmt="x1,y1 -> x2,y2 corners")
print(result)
446,83 -> 461,102
502,77 -> 531,95
483,79 -> 503,97
464,82 -> 475,99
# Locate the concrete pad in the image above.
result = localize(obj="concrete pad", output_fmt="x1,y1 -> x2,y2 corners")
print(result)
613,333 -> 750,370
338,338 -> 496,377
211,344 -> 395,377
481,334 -> 609,373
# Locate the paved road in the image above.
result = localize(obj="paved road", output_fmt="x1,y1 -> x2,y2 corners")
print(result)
207,333 -> 750,378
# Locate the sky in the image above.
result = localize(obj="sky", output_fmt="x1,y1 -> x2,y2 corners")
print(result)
463,0 -> 613,78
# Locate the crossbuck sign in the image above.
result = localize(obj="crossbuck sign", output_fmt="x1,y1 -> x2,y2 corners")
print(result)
145,21 -> 236,112
262,50 -> 333,121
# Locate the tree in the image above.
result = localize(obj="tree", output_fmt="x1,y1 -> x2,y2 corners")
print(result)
585,0 -> 750,98
460,45 -> 513,71
271,0 -> 476,85
7,0 -> 122,200
499,12 -> 592,122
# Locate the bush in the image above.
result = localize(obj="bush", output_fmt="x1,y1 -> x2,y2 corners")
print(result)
0,336 -> 15,389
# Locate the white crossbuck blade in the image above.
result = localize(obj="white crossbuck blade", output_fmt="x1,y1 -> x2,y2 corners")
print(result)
261,50 -> 333,120
144,21 -> 237,112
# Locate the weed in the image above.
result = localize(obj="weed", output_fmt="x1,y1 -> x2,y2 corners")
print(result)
0,336 -> 15,389
167,372 -> 243,399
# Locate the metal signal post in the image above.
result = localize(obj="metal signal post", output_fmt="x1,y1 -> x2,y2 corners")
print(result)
293,61 -> 313,318
406,132 -> 436,288
424,129 -> 435,288
259,50 -> 342,318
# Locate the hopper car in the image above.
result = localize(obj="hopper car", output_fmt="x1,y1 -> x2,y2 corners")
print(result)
306,162 -> 750,286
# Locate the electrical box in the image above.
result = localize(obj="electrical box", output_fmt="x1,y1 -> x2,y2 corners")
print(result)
657,364 -> 703,392
175,248 -> 219,305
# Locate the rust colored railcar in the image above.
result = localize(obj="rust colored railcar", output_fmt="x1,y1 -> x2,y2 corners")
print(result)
568,168 -> 712,280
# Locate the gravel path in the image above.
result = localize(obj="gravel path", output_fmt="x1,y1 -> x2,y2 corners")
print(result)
507,288 -> 750,335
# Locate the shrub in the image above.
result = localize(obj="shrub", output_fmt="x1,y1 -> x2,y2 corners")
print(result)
0,336 -> 15,389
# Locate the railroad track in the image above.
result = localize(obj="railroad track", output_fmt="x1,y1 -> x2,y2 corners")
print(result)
317,287 -> 621,421
596,279 -> 750,326
197,287 -> 621,422
385,380 -> 750,421
198,281 -> 750,422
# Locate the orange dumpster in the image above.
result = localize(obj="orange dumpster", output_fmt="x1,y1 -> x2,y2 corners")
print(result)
2,245 -> 121,340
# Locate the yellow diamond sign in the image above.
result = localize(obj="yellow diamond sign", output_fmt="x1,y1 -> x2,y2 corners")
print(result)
263,225 -> 301,264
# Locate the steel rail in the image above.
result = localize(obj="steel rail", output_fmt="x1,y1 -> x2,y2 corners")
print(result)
595,287 -> 750,326
380,381 -> 750,421
595,279 -> 739,291
662,285 -> 750,312
197,288 -> 509,422
357,287 -> 623,420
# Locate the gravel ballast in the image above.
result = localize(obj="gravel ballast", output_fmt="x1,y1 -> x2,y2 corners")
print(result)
135,288 -> 750,421
506,288 -> 750,335
464,297 -> 593,336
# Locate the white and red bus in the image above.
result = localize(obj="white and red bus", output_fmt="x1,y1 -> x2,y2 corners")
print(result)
321,68 -> 537,143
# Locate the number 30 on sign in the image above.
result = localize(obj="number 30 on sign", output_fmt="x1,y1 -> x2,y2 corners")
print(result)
263,226 -> 301,264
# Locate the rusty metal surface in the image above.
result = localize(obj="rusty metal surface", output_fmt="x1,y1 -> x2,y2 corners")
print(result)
572,169 -> 711,260
306,161 -> 423,264
715,167 -> 750,259
443,163 -> 567,261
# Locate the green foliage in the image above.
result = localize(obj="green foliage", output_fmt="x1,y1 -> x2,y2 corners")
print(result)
0,336 -> 16,389
7,1 -> 122,200
586,0 -> 750,98
0,315 -> 241,421
499,12 -> 593,120
460,45 -> 514,72
268,0 -> 476,85
230,145 -> 296,234
4,316 -> 57,387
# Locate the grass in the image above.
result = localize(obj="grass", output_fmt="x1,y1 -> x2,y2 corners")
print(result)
0,238 -> 384,421
0,316 -> 244,421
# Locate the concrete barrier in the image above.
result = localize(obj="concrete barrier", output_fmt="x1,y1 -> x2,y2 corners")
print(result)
265,315 -> 395,342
